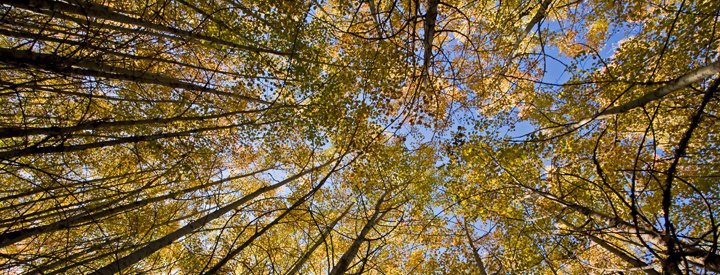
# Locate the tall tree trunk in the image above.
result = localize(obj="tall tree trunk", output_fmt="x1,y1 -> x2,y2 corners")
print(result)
0,121 -> 264,159
422,0 -> 439,73
0,0 -> 289,56
0,28 -> 262,80
0,108 -> 263,139
0,48 -> 269,104
511,0 -> 552,59
90,159 -> 335,275
463,221 -> 488,275
0,167 -> 269,248
660,77 -> 719,274
286,205 -> 353,275
558,219 -> 661,275
487,148 -> 720,272
557,61 -> 720,133
328,191 -> 389,275
202,166 -> 339,274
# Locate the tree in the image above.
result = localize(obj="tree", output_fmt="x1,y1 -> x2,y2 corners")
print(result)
0,0 -> 718,274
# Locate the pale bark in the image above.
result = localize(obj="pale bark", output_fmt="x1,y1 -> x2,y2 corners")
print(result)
202,167 -> 338,274
487,149 -> 720,272
559,61 -> 720,133
286,205 -> 353,275
91,160 -> 334,275
550,193 -> 720,272
0,168 -> 269,248
558,219 -> 661,275
511,0 -> 553,59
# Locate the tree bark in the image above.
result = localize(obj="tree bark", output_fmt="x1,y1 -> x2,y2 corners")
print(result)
559,61 -> 720,133
0,0 -> 290,56
90,159 -> 335,275
328,191 -> 389,275
422,0 -> 439,72
0,48 -> 269,104
0,121 -> 264,159
0,168 -> 269,248
202,166 -> 339,274
558,219 -> 661,275
660,77 -> 719,274
286,205 -> 353,275
487,149 -> 720,273
0,109 -> 263,139
463,222 -> 488,275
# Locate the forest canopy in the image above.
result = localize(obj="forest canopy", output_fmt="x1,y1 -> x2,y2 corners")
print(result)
0,0 -> 719,274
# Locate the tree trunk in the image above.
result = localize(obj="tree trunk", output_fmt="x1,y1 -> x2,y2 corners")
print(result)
286,205 -> 353,275
558,218 -> 661,275
328,191 -> 389,275
90,159 -> 334,275
0,109 -> 263,139
0,48 -> 268,104
0,0 -> 289,56
559,61 -> 720,133
202,166 -> 338,274
0,168 -> 269,248
463,221 -> 488,275
0,121 -> 262,159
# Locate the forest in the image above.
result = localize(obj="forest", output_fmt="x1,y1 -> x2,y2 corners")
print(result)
0,0 -> 719,274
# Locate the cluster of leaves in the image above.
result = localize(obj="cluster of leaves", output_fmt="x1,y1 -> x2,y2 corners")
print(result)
0,0 -> 718,274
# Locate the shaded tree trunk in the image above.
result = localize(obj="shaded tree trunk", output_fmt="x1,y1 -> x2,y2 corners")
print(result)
328,191 -> 389,275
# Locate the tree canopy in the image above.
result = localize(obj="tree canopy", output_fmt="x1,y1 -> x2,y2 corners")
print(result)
1,0 -> 719,273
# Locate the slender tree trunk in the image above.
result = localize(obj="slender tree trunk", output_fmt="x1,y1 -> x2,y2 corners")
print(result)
0,121 -> 264,159
558,219 -> 661,275
548,192 -> 720,272
0,48 -> 269,104
463,222 -> 488,275
511,0 -> 552,59
559,61 -> 720,133
45,243 -> 139,274
0,168 -> 269,248
488,150 -> 720,272
286,205 -> 353,275
328,191 -> 389,275
203,166 -> 339,274
90,159 -> 335,275
0,108 -> 262,139
422,0 -> 439,72
0,80 -> 187,104
0,28 -> 265,80
660,78 -> 718,274
0,0 -> 289,56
